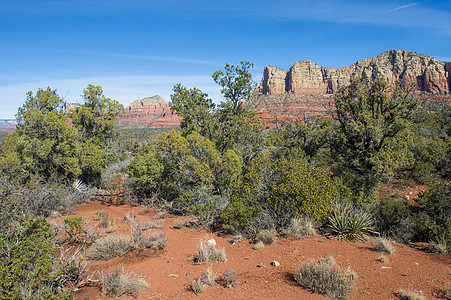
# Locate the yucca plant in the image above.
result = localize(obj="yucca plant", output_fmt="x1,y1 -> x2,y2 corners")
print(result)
326,202 -> 376,241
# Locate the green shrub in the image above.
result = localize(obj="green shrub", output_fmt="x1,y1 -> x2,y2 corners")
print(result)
293,256 -> 355,299
326,202 -> 376,241
373,197 -> 414,242
267,157 -> 338,220
0,218 -> 71,300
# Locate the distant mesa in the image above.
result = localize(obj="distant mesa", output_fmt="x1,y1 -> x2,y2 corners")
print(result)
117,95 -> 181,129
249,50 -> 451,127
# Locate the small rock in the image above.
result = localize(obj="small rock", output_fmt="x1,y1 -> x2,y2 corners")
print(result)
317,239 -> 323,243
257,262 -> 266,268
169,274 -> 178,278
413,262 -> 418,265
292,250 -> 299,253
271,261 -> 280,267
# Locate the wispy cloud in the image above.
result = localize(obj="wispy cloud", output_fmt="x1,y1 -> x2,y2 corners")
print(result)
389,2 -> 419,12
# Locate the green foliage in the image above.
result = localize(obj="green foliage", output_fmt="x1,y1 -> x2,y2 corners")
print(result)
326,202 -> 376,241
127,148 -> 164,195
2,88 -> 81,181
373,198 -> 414,242
63,216 -> 86,244
169,83 -> 215,137
331,77 -> 420,201
71,84 -> 124,144
267,157 -> 338,220
0,218 -> 70,300
293,256 -> 355,299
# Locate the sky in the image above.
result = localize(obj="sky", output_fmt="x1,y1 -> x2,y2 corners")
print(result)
1,0 -> 450,119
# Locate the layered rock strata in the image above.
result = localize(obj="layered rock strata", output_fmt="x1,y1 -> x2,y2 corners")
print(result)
117,95 -> 181,128
251,50 -> 451,126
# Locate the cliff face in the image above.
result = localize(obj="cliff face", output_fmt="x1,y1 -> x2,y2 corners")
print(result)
117,96 -> 181,129
251,50 -> 450,126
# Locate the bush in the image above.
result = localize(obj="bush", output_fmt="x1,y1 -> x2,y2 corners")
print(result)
253,240 -> 265,250
222,269 -> 239,288
283,216 -> 317,239
293,256 -> 355,299
374,237 -> 394,254
191,279 -> 207,295
326,202 -> 376,241
200,267 -> 217,286
101,267 -> 148,297
373,197 -> 414,243
0,218 -> 71,300
87,235 -> 130,260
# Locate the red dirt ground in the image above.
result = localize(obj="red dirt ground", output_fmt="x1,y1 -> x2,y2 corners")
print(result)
68,201 -> 450,300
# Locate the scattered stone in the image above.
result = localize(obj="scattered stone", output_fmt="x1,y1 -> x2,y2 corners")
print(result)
169,274 -> 179,278
257,262 -> 266,268
206,239 -> 216,248
271,261 -> 280,267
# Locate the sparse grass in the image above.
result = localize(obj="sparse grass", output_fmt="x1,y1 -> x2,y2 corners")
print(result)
256,229 -> 277,245
375,237 -> 394,254
87,234 -> 130,260
283,217 -> 317,239
124,212 -> 135,222
422,242 -> 448,254
293,256 -> 355,299
141,220 -> 163,230
230,234 -> 245,245
444,285 -> 451,299
192,279 -> 207,295
197,240 -> 227,263
222,269 -> 239,288
101,267 -> 148,297
394,289 -> 427,300
200,266 -> 217,286
326,202 -> 375,242
376,255 -> 388,263
94,210 -> 116,232
253,240 -> 265,250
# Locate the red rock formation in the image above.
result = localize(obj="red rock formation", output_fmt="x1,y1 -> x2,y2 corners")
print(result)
117,95 -> 181,128
251,50 -> 451,126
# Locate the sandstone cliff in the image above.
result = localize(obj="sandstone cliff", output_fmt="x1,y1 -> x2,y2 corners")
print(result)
251,50 -> 451,126
117,95 -> 181,128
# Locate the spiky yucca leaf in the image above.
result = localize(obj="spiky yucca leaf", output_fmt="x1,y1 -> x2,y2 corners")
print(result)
326,203 -> 376,242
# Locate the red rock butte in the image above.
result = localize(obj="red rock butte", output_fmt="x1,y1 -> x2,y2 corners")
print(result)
248,49 -> 451,127
117,95 -> 181,129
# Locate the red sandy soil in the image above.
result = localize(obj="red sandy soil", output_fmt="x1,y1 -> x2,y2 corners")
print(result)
68,201 -> 450,300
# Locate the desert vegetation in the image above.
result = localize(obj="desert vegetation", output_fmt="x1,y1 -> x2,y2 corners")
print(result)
0,60 -> 449,299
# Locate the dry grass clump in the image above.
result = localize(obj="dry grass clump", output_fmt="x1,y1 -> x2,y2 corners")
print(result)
200,266 -> 217,286
197,240 -> 227,263
87,234 -> 130,260
94,210 -> 116,232
423,242 -> 448,254
253,240 -> 265,250
101,267 -> 148,297
293,256 -> 355,299
192,278 -> 207,295
256,229 -> 277,245
124,212 -> 135,222
284,217 -> 317,239
141,220 -> 163,230
374,237 -> 394,254
394,289 -> 427,300
230,234 -> 245,245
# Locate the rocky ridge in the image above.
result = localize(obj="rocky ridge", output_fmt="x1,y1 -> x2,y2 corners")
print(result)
117,95 -> 181,128
250,50 -> 451,126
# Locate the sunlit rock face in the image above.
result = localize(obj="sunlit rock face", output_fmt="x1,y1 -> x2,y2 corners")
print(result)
250,50 -> 451,127
117,95 -> 181,128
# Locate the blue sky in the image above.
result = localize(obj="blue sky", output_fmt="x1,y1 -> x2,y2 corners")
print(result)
1,0 -> 450,119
